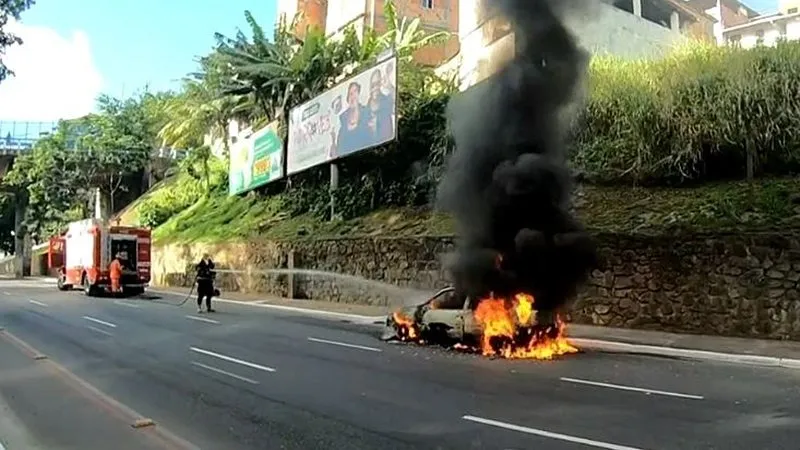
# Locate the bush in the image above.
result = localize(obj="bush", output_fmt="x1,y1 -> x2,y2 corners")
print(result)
135,175 -> 205,227
576,40 -> 800,184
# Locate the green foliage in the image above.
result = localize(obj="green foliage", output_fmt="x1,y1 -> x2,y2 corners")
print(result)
133,157 -> 229,228
2,91 -> 171,238
0,0 -> 34,82
133,11 -> 800,243
577,41 -> 800,184
0,195 -> 16,253
147,3 -> 455,229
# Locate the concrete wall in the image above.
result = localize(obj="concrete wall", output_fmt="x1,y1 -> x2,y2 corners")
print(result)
562,1 -> 686,60
450,0 -> 687,91
153,232 -> 800,340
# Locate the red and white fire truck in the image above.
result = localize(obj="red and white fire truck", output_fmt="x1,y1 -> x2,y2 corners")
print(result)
48,218 -> 152,296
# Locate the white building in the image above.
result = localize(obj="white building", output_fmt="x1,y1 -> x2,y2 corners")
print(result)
684,0 -> 759,44
437,0 -> 715,91
722,1 -> 800,48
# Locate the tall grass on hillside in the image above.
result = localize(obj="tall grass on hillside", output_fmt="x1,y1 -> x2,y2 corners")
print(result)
576,40 -> 800,185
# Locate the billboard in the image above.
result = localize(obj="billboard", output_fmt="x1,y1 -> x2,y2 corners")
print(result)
229,121 -> 284,195
287,56 -> 398,175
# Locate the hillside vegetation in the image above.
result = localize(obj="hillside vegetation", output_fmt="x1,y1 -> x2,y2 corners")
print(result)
6,3 -> 799,250
129,37 -> 800,244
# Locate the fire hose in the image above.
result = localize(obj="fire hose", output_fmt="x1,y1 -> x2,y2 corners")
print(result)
149,277 -> 220,307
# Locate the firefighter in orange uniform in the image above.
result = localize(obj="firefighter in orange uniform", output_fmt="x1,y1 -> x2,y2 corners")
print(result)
109,252 -> 123,294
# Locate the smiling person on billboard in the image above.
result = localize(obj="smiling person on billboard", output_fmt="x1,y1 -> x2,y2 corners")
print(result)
327,94 -> 343,159
336,81 -> 370,156
382,59 -> 396,97
366,68 -> 394,143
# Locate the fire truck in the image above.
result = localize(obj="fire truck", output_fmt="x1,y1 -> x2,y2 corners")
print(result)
49,218 -> 152,296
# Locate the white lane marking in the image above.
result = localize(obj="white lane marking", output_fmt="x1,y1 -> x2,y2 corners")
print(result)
2,291 -> 10,295
28,299 -> 48,307
191,361 -> 259,385
185,315 -> 219,324
462,415 -> 645,450
189,347 -> 276,373
560,377 -> 704,400
113,300 -> 140,309
307,337 -> 382,352
86,325 -> 114,337
82,316 -> 117,328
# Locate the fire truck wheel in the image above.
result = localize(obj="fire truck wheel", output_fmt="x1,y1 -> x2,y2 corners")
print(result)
57,275 -> 72,291
82,276 -> 98,297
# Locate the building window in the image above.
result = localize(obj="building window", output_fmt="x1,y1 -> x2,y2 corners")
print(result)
422,0 -> 434,9
756,29 -> 764,45
788,7 -> 798,14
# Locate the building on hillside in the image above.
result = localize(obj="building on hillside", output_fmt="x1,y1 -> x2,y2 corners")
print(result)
781,0 -> 800,14
277,0 -> 327,37
437,0 -> 716,91
277,0 -> 459,66
684,0 -> 760,43
722,9 -> 800,47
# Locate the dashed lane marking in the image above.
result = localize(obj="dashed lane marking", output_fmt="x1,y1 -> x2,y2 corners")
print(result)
82,316 -> 117,328
560,377 -> 704,400
86,326 -> 114,337
307,337 -> 382,352
185,315 -> 220,324
189,347 -> 276,373
191,361 -> 259,385
462,415 -> 645,450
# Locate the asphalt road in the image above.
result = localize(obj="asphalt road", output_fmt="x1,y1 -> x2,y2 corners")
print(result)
1,283 -> 800,449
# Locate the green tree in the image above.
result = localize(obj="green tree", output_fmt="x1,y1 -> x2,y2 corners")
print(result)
3,123 -> 84,238
0,0 -> 34,82
3,91 -> 171,237
0,194 -> 17,253
74,93 -> 166,213
212,1 -> 449,131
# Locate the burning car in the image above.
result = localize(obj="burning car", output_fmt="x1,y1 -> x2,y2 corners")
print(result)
382,286 -> 578,360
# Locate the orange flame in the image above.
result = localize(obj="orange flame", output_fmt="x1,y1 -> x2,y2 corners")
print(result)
392,311 -> 418,340
473,293 -> 577,360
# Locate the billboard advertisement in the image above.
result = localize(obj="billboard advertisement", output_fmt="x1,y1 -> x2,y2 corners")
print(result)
286,56 -> 397,175
229,121 -> 284,195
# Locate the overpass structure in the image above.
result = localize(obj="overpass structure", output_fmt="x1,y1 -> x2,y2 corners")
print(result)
0,120 -> 189,177
0,121 -> 58,154
0,121 -> 58,177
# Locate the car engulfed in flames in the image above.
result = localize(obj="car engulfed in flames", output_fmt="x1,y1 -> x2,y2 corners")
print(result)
382,287 -> 578,360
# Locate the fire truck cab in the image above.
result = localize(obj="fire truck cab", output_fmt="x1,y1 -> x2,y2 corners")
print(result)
49,218 -> 152,296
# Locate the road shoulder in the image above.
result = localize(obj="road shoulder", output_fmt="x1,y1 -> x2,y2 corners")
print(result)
0,390 -> 41,450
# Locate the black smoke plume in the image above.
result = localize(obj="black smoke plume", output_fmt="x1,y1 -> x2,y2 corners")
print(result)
436,0 -> 597,320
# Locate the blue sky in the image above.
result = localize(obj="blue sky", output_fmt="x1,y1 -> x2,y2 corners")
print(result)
0,1 -> 276,123
21,0 -> 278,96
747,0 -> 780,13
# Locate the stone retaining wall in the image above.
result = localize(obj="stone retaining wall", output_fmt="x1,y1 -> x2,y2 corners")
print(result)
152,232 -> 800,340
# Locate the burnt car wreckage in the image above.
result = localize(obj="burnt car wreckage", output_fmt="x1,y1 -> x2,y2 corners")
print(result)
381,287 -> 567,356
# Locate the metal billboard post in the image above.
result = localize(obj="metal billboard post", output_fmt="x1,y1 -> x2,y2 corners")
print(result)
329,162 -> 339,221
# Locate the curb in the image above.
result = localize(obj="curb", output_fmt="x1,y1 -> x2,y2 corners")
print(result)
572,337 -> 800,369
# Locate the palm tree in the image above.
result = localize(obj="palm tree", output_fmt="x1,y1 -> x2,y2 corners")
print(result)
159,54 -> 237,155
212,1 -> 453,132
